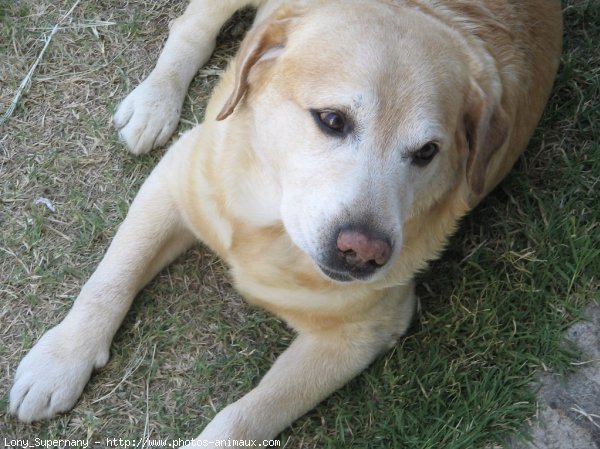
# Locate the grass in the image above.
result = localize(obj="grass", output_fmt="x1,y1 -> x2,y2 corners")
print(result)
0,0 -> 598,447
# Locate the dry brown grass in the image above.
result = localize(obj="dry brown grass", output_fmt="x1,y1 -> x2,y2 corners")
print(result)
1,0 -> 274,444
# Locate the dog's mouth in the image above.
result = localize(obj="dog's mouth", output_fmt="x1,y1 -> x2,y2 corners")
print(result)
317,265 -> 354,282
316,263 -> 377,283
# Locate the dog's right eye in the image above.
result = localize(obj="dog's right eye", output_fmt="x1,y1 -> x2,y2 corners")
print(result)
311,109 -> 348,136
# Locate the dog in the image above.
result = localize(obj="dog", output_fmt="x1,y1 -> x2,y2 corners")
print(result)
10,0 -> 562,446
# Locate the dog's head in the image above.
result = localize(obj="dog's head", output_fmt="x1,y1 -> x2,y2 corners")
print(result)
218,0 -> 508,283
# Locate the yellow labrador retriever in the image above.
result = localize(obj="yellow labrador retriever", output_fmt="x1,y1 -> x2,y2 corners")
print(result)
10,0 -> 562,446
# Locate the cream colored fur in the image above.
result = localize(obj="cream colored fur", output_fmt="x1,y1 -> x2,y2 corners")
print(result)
10,0 -> 562,447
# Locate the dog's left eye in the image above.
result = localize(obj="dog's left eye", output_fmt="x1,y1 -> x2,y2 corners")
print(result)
412,142 -> 439,167
312,109 -> 347,136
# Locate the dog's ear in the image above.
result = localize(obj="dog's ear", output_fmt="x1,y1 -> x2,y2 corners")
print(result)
217,6 -> 301,121
464,79 -> 509,196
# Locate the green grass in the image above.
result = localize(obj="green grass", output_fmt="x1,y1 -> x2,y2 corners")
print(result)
0,0 -> 598,448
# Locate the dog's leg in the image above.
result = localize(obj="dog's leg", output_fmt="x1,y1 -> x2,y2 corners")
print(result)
114,0 -> 266,155
9,141 -> 196,422
182,283 -> 416,448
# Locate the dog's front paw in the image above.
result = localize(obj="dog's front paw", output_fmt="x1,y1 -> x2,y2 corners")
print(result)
113,75 -> 185,155
9,325 -> 109,422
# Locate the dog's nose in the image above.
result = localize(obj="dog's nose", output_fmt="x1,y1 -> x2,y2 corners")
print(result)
336,229 -> 392,268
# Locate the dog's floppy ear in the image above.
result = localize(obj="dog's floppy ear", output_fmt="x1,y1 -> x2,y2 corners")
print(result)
217,6 -> 301,121
464,79 -> 509,196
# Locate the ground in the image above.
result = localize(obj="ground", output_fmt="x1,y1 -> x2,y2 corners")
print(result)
0,0 -> 598,448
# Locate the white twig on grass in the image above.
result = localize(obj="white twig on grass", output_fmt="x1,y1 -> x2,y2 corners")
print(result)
30,20 -> 116,32
0,24 -> 59,126
0,0 -> 83,126
34,196 -> 56,212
